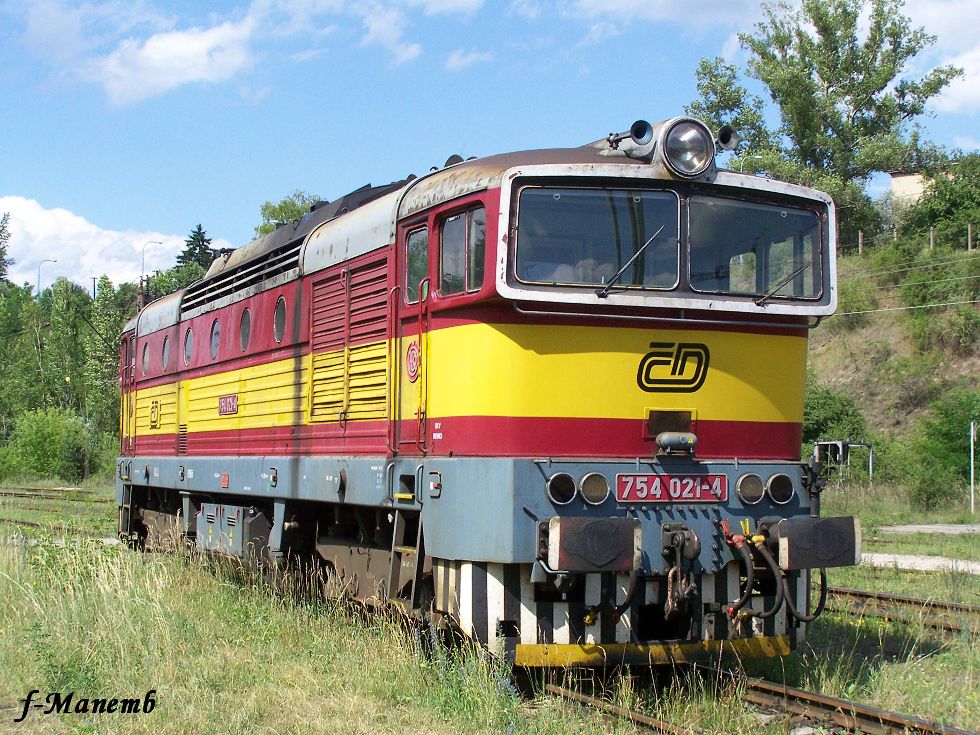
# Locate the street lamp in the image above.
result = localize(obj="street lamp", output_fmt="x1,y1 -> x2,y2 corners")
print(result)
739,155 -> 764,173
36,258 -> 57,298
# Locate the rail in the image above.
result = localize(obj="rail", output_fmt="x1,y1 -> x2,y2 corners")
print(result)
699,666 -> 975,735
547,667 -> 974,734
826,585 -> 979,635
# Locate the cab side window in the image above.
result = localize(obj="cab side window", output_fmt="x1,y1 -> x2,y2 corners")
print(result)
440,207 -> 485,296
406,227 -> 429,303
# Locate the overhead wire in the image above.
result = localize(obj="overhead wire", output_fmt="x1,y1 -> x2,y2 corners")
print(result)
871,273 -> 980,291
838,253 -> 980,279
833,298 -> 980,316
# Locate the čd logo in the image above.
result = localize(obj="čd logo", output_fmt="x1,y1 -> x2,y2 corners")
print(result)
636,342 -> 710,393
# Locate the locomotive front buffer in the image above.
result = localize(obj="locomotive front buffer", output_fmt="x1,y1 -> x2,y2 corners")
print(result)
529,448 -> 861,663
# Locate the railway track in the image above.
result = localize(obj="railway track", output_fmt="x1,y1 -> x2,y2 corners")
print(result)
547,667 -> 976,735
0,517 -> 44,530
0,490 -> 112,504
826,586 -> 979,635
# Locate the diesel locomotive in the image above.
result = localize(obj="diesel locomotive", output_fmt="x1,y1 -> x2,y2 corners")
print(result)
117,116 -> 861,667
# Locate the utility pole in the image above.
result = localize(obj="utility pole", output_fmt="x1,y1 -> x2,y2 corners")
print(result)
971,420 -> 976,515
858,230 -> 864,255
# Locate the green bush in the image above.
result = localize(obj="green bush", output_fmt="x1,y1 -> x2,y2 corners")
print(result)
916,389 -> 980,482
867,238 -> 921,286
0,408 -> 97,481
907,457 -> 964,510
881,354 -> 944,410
802,375 -> 868,446
830,277 -> 878,331
937,305 -> 980,356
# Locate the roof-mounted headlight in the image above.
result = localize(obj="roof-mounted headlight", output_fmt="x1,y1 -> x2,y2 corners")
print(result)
662,119 -> 715,177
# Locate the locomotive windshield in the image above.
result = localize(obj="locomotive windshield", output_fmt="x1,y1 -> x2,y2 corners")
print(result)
688,196 -> 822,299
514,188 -> 679,289
513,185 -> 824,302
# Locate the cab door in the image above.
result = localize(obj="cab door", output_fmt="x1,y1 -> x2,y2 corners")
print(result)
120,332 -> 137,455
394,223 -> 430,455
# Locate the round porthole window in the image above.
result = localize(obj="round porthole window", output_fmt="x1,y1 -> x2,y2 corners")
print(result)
274,296 -> 286,343
162,335 -> 170,371
210,318 -> 221,359
240,309 -> 251,352
183,328 -> 193,366
141,342 -> 149,376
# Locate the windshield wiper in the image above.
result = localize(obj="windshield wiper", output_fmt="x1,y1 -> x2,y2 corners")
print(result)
595,224 -> 666,298
754,262 -> 811,306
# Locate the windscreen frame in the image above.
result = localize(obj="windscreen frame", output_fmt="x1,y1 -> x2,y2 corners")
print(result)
511,184 -> 682,292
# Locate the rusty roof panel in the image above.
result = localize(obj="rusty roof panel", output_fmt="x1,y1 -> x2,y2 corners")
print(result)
397,147 -> 652,218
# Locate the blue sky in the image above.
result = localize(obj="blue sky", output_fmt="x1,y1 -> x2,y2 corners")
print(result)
2,0 -> 980,292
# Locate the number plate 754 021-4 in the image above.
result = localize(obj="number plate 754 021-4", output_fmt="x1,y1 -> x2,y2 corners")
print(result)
615,474 -> 728,503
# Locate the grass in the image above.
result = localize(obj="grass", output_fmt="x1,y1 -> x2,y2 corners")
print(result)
822,480 -> 979,528
0,537 -> 650,735
830,565 -> 980,605
0,478 -> 976,733
742,611 -> 980,731
863,532 -> 980,561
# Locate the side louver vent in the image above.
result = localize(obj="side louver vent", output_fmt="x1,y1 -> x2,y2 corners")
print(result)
180,241 -> 301,317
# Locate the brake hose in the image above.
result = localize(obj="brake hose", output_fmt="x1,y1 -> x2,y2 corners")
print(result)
742,542 -> 785,619
783,567 -> 828,622
725,541 -> 755,618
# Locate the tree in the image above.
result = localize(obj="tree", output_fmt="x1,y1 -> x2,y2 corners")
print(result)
687,0 -> 961,237
901,152 -> 980,245
146,262 -> 206,301
255,190 -> 320,237
84,276 -> 126,435
177,224 -> 214,269
802,373 -> 868,446
0,212 -> 13,281
47,277 -> 90,413
686,57 -> 776,156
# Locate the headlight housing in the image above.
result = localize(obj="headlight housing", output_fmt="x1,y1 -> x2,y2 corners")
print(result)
546,473 -> 577,505
662,119 -> 715,176
579,473 -> 610,505
736,473 -> 765,505
766,473 -> 795,504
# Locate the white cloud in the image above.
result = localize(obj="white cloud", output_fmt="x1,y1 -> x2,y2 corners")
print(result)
508,0 -> 540,19
445,47 -> 493,70
576,21 -> 619,47
23,0 -> 174,65
402,0 -> 483,13
893,1 -> 980,114
85,18 -> 256,105
906,1 -> 980,54
357,4 -> 421,64
568,0 -> 759,27
720,32 -> 742,63
0,196 -> 231,291
954,135 -> 980,151
932,45 -> 980,113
